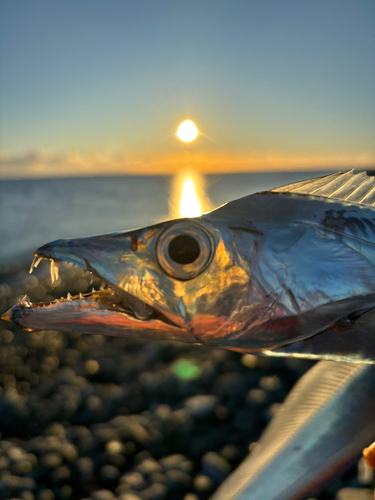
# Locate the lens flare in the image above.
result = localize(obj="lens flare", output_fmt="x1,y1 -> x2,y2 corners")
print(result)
176,120 -> 198,142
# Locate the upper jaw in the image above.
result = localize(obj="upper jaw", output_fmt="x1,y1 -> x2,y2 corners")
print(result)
30,231 -> 187,328
2,236 -> 183,333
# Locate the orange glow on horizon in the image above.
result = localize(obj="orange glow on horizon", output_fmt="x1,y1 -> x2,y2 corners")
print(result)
0,149 -> 374,179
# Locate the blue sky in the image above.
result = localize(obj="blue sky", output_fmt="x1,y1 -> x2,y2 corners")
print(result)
1,0 -> 374,176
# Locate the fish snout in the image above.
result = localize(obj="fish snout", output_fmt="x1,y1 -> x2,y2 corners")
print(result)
36,239 -> 67,259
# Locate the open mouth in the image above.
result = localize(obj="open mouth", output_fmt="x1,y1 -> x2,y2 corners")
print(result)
11,253 -> 178,328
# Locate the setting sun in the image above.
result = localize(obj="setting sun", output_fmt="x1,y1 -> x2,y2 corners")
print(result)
176,120 -> 198,142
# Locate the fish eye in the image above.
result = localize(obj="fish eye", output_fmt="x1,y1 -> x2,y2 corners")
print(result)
156,222 -> 214,280
168,235 -> 200,265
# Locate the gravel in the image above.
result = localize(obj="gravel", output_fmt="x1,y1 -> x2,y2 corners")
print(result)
0,262 -> 373,500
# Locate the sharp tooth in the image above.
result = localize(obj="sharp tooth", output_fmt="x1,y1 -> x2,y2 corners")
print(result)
29,256 -> 43,274
29,257 -> 37,274
67,292 -> 72,301
21,294 -> 29,303
53,261 -> 59,282
92,288 -> 95,293
90,275 -> 94,284
79,293 -> 83,299
50,260 -> 55,284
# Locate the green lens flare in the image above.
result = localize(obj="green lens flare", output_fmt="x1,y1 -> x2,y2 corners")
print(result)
171,359 -> 202,380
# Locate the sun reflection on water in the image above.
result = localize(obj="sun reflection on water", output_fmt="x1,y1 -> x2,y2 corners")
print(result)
169,170 -> 212,219
179,178 -> 202,218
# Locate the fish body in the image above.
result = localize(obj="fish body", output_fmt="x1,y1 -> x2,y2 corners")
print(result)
4,170 -> 375,363
213,360 -> 375,500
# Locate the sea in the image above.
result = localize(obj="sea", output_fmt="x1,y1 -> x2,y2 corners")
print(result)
0,170 -> 333,267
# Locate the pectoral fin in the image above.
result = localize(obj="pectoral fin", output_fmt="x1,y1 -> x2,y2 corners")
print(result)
262,306 -> 375,364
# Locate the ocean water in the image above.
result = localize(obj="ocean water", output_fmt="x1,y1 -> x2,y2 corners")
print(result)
0,170 -> 332,266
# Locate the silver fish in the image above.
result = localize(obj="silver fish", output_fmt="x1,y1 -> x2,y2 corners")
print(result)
213,360 -> 375,500
3,170 -> 375,363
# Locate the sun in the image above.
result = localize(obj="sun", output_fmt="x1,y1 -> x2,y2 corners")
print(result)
176,120 -> 198,142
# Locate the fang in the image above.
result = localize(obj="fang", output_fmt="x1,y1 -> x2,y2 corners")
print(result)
29,256 -> 42,274
50,260 -> 55,284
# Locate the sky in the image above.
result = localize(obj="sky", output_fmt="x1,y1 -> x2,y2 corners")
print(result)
0,0 -> 374,177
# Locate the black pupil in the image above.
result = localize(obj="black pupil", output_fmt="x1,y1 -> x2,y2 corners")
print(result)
168,235 -> 200,265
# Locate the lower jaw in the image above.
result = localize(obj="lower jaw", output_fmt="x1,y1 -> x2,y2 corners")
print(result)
9,297 -> 188,341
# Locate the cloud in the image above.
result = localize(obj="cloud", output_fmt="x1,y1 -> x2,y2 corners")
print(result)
0,149 -> 374,178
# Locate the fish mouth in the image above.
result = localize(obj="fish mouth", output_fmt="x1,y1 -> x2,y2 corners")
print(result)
2,253 -> 181,333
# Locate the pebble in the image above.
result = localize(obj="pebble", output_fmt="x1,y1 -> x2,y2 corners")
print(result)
259,375 -> 281,391
106,439 -> 124,454
165,468 -> 192,489
136,458 -> 162,475
41,453 -> 63,468
247,388 -> 268,404
60,485 -> 73,499
118,472 -> 147,491
160,454 -> 193,474
100,464 -> 120,481
51,464 -> 71,482
184,395 -> 218,418
20,492 -> 35,500
76,456 -> 94,472
90,490 -> 115,500
85,359 -> 100,375
201,452 -> 231,484
117,494 -> 143,500
38,490 -> 54,500
141,483 -> 168,500
220,444 -> 238,462
193,474 -> 213,492
241,353 -> 259,369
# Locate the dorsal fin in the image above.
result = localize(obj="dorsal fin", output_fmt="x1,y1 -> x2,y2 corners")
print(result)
272,170 -> 375,206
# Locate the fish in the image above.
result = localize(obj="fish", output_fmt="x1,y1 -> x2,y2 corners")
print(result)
213,360 -> 375,500
4,170 -> 375,363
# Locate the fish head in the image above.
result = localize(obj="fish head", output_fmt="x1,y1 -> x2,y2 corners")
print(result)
3,215 -> 262,346
6,170 -> 375,363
